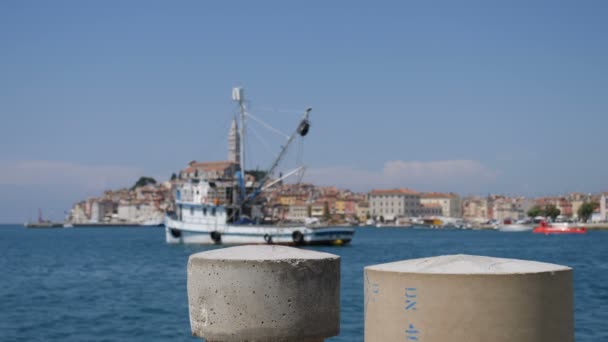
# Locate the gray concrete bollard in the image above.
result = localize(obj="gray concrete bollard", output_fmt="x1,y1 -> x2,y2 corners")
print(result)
187,245 -> 340,342
365,254 -> 573,342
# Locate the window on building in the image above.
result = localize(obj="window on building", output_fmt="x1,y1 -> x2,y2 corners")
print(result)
203,207 -> 207,216
190,207 -> 194,215
212,208 -> 216,216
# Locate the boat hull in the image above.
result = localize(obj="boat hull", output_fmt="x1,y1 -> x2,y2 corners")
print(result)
533,227 -> 586,234
165,217 -> 355,245
24,223 -> 64,228
497,224 -> 533,232
532,221 -> 587,234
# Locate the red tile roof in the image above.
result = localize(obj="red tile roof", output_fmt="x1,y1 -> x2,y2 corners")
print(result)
422,192 -> 458,199
370,188 -> 419,195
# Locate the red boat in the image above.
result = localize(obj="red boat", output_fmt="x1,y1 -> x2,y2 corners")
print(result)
533,221 -> 587,234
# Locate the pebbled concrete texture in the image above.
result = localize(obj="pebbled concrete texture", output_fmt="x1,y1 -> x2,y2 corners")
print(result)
187,245 -> 340,342
365,254 -> 573,342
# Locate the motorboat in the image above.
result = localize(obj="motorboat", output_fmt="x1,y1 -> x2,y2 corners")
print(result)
533,221 -> 586,234
497,224 -> 533,232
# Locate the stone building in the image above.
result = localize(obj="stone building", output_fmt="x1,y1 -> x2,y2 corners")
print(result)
369,188 -> 429,220
356,202 -> 370,223
180,161 -> 239,181
462,197 -> 488,221
228,117 -> 240,164
287,201 -> 309,222
420,192 -> 462,217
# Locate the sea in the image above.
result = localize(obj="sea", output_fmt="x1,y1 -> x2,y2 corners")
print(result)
1,225 -> 607,341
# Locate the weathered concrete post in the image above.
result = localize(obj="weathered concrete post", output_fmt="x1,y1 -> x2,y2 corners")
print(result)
365,254 -> 573,342
187,245 -> 340,342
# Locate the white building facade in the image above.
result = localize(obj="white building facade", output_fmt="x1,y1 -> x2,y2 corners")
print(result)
369,189 -> 430,220
420,193 -> 462,218
287,203 -> 309,222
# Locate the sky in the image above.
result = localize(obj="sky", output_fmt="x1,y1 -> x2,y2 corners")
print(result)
1,1 -> 607,222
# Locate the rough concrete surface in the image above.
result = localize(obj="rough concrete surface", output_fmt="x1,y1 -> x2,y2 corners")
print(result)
365,254 -> 573,342
188,245 -> 340,342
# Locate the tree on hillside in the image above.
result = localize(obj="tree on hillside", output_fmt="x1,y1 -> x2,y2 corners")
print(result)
527,205 -> 544,218
578,202 -> 599,223
170,173 -> 177,181
246,169 -> 268,182
544,204 -> 561,221
131,177 -> 157,190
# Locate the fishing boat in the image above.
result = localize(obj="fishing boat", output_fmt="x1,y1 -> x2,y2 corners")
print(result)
165,87 -> 355,245
24,209 -> 64,228
532,221 -> 586,234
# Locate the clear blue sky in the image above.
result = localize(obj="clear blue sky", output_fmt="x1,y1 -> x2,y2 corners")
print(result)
1,1 -> 607,222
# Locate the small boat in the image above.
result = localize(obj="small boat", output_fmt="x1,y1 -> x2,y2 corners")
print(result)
24,209 -> 64,228
24,222 -> 64,228
497,224 -> 533,232
533,221 -> 586,234
375,222 -> 413,229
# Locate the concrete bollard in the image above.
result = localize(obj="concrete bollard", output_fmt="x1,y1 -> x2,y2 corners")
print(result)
365,254 -> 573,342
187,245 -> 340,342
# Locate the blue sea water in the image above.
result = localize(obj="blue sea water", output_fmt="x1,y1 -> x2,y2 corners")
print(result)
1,225 -> 607,341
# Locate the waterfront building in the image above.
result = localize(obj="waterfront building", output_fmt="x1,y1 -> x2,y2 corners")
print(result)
116,201 -> 163,224
421,203 -> 443,217
534,196 -> 575,218
68,202 -> 88,223
356,201 -> 370,223
571,200 -> 584,220
179,161 -> 239,181
420,192 -> 462,218
90,199 -> 116,223
334,199 -> 346,215
369,188 -> 434,220
311,201 -> 325,218
557,198 -> 573,217
343,198 -> 357,216
491,196 -> 529,221
67,179 -> 175,225
287,201 -> 309,222
462,197 -> 489,221
279,195 -> 299,206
